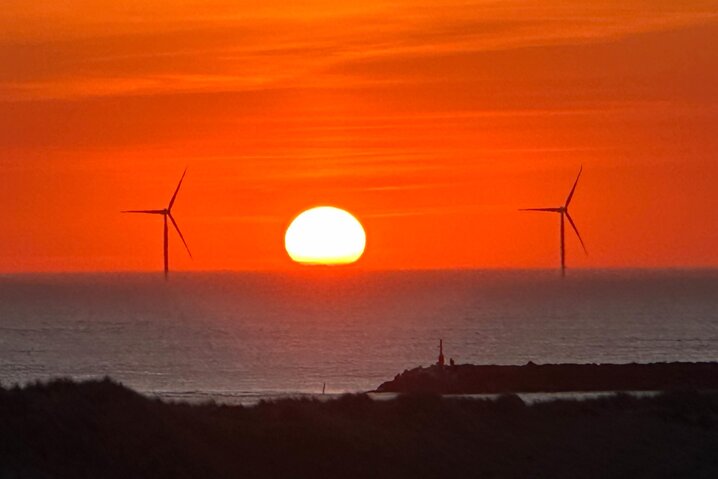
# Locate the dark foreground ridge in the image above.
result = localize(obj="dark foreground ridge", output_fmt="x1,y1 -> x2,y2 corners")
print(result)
376,361 -> 718,394
3,378 -> 718,478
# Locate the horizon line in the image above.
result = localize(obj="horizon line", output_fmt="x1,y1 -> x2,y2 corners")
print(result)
2,266 -> 718,277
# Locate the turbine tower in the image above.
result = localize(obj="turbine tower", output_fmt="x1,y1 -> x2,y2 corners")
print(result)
520,166 -> 587,276
123,169 -> 192,279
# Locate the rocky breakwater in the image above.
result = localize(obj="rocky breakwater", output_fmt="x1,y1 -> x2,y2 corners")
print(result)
375,362 -> 718,394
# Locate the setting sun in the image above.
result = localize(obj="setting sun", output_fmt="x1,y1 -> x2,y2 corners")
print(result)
285,207 -> 366,265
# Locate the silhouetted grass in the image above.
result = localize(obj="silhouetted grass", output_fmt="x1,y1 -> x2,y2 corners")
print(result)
1,378 -> 718,478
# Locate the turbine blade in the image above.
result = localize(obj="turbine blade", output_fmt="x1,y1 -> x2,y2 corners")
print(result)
121,209 -> 165,214
565,165 -> 583,207
168,168 -> 187,211
519,207 -> 562,212
168,213 -> 192,258
565,211 -> 588,255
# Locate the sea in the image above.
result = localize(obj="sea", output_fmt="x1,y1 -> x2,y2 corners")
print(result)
1,270 -> 717,404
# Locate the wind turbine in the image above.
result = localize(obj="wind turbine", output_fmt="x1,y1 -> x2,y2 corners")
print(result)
123,169 -> 192,279
520,166 -> 587,276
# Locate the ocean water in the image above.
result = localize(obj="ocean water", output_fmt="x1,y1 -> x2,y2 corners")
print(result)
0,270 -> 717,403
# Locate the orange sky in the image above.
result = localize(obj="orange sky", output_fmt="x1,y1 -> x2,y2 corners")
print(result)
1,0 -> 717,272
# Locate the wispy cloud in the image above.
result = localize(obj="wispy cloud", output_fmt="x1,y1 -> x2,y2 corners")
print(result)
2,1 -> 716,100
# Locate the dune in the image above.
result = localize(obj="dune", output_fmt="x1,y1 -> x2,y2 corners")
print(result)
1,377 -> 718,478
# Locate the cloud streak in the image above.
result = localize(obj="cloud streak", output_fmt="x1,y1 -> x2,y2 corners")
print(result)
2,1 -> 716,100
